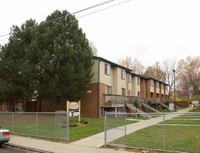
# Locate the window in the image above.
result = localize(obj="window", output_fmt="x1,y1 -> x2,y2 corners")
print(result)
137,77 -> 140,85
150,80 -> 154,87
122,88 -> 126,96
165,85 -> 168,90
128,74 -> 132,83
128,90 -> 131,96
117,107 -> 124,113
104,63 -> 110,75
161,84 -> 164,89
106,86 -> 112,94
156,82 -> 159,88
121,69 -> 125,80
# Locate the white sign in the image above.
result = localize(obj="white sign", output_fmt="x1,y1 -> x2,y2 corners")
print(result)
68,102 -> 79,110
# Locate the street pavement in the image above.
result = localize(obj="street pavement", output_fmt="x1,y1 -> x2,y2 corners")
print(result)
0,144 -> 37,153
8,108 -> 191,153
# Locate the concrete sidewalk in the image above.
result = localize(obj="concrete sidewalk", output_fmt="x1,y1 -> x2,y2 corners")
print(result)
9,135 -> 130,153
9,108 -> 191,153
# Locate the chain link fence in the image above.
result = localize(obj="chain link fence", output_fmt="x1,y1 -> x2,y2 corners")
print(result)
105,112 -> 200,153
0,112 -> 70,141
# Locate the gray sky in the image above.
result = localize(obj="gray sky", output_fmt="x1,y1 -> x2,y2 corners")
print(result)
0,0 -> 200,66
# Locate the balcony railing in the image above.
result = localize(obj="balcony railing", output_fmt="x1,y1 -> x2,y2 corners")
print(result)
104,94 -> 168,106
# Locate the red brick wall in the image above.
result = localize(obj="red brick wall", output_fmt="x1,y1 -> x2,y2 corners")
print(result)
140,79 -> 146,98
147,80 -> 151,98
80,82 -> 105,118
81,83 -> 98,117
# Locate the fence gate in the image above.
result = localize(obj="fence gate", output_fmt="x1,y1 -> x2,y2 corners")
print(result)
104,112 -> 127,147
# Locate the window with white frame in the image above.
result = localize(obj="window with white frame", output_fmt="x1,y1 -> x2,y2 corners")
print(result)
137,77 -> 140,85
156,82 -> 159,88
165,85 -> 168,91
104,63 -> 110,75
150,80 -> 154,87
128,74 -> 131,83
122,88 -> 126,96
106,86 -> 112,94
121,69 -> 125,80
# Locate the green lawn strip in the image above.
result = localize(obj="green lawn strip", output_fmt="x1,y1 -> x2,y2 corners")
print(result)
151,114 -> 161,118
112,125 -> 200,153
159,109 -> 170,112
173,116 -> 200,120
159,119 -> 200,125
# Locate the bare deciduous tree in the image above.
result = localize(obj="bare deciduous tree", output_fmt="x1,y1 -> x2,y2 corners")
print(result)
177,56 -> 200,99
144,62 -> 166,82
118,55 -> 144,74
89,41 -> 98,56
162,58 -> 177,98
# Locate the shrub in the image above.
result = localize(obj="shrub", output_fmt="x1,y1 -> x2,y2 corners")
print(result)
134,99 -> 139,108
147,100 -> 152,106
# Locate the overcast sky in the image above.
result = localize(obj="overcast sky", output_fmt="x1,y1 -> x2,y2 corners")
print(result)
0,0 -> 200,67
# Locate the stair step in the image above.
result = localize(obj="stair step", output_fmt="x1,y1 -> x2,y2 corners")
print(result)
125,104 -> 151,118
142,103 -> 160,113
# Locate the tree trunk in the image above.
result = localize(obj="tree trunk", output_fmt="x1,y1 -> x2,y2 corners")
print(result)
11,98 -> 15,112
37,98 -> 42,112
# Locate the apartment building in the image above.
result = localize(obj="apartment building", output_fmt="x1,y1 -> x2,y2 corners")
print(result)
81,56 -> 169,118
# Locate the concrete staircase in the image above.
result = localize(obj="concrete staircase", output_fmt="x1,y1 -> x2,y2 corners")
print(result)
142,103 -> 160,113
161,103 -> 169,109
125,103 -> 152,118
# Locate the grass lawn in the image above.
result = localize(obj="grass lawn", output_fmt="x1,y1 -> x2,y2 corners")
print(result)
112,125 -> 200,153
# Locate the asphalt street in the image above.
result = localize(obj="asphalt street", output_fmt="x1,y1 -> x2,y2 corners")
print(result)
0,145 -> 38,153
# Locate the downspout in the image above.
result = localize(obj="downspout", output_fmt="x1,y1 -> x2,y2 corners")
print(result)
97,60 -> 100,118
146,80 -> 148,102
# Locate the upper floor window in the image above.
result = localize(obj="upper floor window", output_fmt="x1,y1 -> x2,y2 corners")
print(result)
128,74 -> 131,83
156,82 -> 159,88
105,63 -> 110,75
137,77 -> 140,85
121,69 -> 125,80
165,85 -> 168,91
122,88 -> 126,96
106,86 -> 112,94
150,80 -> 154,87
161,84 -> 164,89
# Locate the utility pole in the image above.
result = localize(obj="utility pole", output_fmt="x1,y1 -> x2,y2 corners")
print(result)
172,69 -> 176,111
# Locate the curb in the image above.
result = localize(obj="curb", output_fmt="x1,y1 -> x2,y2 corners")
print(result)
5,143 -> 54,153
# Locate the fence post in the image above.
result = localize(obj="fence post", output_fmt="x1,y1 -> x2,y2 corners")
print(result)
104,111 -> 107,147
36,112 -> 38,136
67,111 -> 69,142
125,113 -> 127,146
163,114 -> 165,150
55,112 -> 57,138
12,112 -> 14,133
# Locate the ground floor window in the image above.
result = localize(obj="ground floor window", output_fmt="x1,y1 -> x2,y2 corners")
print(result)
100,107 -> 124,118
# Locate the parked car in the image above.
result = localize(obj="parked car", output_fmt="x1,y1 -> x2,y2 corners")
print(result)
0,127 -> 10,146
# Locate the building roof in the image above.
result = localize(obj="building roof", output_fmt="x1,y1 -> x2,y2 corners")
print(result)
93,56 -> 133,72
93,56 -> 168,86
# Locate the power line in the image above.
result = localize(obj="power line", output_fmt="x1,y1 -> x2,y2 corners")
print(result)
0,0 -> 114,39
77,0 -> 131,19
